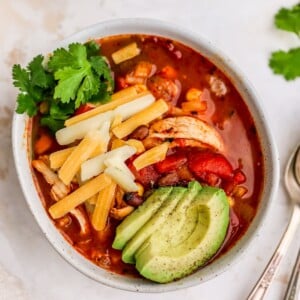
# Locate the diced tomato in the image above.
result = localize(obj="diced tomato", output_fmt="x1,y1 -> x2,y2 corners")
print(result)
116,77 -> 129,90
74,104 -> 95,116
233,170 -> 246,184
126,158 -> 160,187
159,65 -> 178,79
188,150 -> 233,181
204,173 -> 220,186
34,133 -> 54,155
155,152 -> 187,173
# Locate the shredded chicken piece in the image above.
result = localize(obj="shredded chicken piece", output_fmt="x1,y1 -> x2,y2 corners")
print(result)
125,61 -> 156,85
91,249 -> 111,268
70,206 -> 90,236
56,215 -> 72,228
169,106 -> 185,116
142,136 -> 164,150
170,138 -> 208,149
209,75 -> 227,97
32,158 -> 90,236
32,159 -> 70,201
110,206 -> 134,220
149,116 -> 224,152
147,75 -> 181,105
115,185 -> 126,208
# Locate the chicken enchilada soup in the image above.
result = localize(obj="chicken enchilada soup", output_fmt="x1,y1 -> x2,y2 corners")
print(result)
13,34 -> 263,283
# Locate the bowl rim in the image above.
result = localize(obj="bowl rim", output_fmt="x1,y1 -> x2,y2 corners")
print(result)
12,17 -> 280,293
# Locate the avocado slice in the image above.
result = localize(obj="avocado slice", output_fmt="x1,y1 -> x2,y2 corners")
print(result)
122,186 -> 189,264
134,181 -> 202,258
135,186 -> 230,283
112,186 -> 173,250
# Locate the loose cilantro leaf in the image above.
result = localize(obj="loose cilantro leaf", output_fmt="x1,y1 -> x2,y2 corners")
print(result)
275,4 -> 300,36
269,48 -> 300,80
270,4 -> 300,81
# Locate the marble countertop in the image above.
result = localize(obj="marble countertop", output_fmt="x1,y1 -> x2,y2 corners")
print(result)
1,0 -> 300,299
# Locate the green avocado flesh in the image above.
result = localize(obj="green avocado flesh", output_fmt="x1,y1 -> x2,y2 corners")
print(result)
122,187 -> 187,263
112,182 -> 230,283
112,187 -> 173,250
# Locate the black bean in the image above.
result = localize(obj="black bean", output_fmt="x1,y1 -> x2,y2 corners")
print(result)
124,192 -> 144,207
129,125 -> 149,140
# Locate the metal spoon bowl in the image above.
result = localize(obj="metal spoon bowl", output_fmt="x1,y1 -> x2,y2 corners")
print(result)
286,146 -> 300,202
247,144 -> 300,300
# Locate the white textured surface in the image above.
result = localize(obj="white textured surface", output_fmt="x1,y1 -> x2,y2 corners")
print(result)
1,0 -> 300,299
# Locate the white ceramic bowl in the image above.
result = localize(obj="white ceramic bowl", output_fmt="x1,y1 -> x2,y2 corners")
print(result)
12,18 -> 279,292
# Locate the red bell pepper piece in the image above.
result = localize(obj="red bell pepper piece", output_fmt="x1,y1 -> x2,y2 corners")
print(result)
233,170 -> 246,184
74,104 -> 95,116
127,158 -> 160,187
188,150 -> 233,180
155,152 -> 187,174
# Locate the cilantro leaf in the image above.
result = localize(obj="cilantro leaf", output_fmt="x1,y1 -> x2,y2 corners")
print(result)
48,43 -> 88,72
28,55 -> 54,88
51,43 -> 113,108
88,82 -> 111,104
12,59 -> 45,113
15,93 -> 38,116
75,72 -> 100,107
40,116 -> 65,132
48,48 -> 77,72
90,56 -> 114,91
12,64 -> 31,93
275,4 -> 300,36
40,101 -> 75,133
53,65 -> 90,104
49,101 -> 74,120
269,47 -> 300,80
85,40 -> 101,58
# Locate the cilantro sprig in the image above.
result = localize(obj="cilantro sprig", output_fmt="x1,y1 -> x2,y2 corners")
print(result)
269,4 -> 300,80
12,41 -> 114,132
275,4 -> 300,37
12,55 -> 54,116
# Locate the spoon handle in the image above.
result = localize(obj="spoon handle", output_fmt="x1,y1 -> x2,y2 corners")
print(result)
247,205 -> 300,300
284,248 -> 300,300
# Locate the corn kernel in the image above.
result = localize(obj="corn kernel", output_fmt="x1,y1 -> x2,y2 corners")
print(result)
186,88 -> 202,102
181,101 -> 207,112
136,182 -> 144,197
227,196 -> 235,207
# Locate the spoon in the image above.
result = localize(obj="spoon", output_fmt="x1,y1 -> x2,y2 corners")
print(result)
247,145 -> 300,300
284,248 -> 300,300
